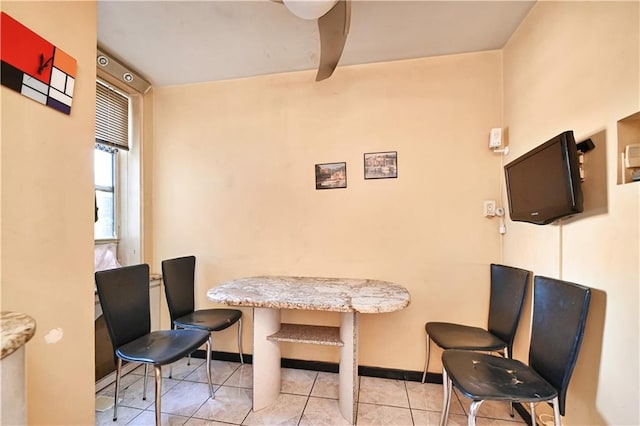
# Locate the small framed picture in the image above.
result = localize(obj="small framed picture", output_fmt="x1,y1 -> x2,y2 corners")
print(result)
364,151 -> 397,179
315,162 -> 347,189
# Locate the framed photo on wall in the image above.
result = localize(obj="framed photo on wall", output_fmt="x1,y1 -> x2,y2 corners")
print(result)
315,162 -> 347,189
364,151 -> 397,179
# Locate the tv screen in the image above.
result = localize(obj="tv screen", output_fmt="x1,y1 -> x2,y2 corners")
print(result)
504,130 -> 583,225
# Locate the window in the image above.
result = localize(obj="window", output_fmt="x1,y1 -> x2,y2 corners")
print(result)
94,146 -> 116,239
95,81 -> 129,241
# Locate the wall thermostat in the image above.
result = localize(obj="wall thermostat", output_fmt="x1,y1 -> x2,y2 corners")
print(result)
625,144 -> 640,168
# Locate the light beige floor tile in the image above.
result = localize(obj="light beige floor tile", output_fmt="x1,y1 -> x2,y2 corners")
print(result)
299,396 -> 351,426
192,385 -> 253,424
97,372 -> 146,398
413,409 -> 523,426
454,389 -> 524,422
405,381 -> 465,414
225,363 -> 253,388
426,410 -> 468,426
95,367 -> 531,426
414,409 -> 494,426
242,393 -> 307,425
356,402 -> 413,426
412,409 -> 456,426
280,367 -> 317,395
130,364 -> 146,376
358,376 -> 409,408
162,357 -> 206,380
185,417 -> 237,426
115,376 -> 182,410
127,410 -> 189,426
95,405 -> 143,426
411,409 -> 429,426
474,417 -> 529,425
185,360 -> 240,385
159,380 -> 213,417
310,372 -> 339,399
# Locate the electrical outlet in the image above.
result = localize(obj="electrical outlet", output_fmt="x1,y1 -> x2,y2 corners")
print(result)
483,200 -> 496,217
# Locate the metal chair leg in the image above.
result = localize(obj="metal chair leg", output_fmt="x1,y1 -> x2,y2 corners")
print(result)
169,324 -> 177,378
143,363 -> 149,400
439,368 -> 452,426
205,338 -> 214,398
552,396 -> 561,426
154,365 -> 162,426
422,334 -> 431,383
530,402 -> 536,426
237,317 -> 244,364
113,358 -> 122,421
468,400 -> 484,426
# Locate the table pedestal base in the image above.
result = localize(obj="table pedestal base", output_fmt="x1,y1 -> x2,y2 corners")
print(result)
252,308 -> 359,424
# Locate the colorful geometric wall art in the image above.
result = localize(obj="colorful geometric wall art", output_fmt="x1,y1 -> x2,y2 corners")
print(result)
1,12 -> 77,115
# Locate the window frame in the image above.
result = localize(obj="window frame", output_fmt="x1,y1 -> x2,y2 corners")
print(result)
94,70 -> 144,267
94,145 -> 119,243
94,79 -> 130,243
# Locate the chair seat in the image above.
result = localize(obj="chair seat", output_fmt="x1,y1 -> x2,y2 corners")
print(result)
426,322 -> 506,351
174,309 -> 242,332
116,329 -> 210,366
443,349 -> 558,403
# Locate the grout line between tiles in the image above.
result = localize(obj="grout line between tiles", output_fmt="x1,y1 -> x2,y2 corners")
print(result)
97,361 -> 526,426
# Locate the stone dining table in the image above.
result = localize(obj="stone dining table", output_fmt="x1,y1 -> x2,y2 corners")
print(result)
207,276 -> 411,424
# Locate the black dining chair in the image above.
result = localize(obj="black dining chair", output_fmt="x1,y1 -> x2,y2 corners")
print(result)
422,263 -> 530,383
95,264 -> 214,426
439,275 -> 591,426
162,256 -> 244,375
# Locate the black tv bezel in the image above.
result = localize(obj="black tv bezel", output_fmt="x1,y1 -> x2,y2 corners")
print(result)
504,130 -> 584,225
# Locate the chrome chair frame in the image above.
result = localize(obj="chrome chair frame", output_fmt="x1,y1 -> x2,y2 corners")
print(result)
162,255 -> 244,380
422,264 -> 530,385
439,276 -> 591,426
96,264 -> 214,426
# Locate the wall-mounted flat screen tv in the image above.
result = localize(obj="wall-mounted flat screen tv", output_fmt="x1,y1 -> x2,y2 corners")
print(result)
504,130 -> 583,225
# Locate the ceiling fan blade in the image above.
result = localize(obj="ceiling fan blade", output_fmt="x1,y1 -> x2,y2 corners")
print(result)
316,0 -> 350,81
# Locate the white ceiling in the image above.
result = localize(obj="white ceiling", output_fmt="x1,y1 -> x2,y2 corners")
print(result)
97,0 -> 536,87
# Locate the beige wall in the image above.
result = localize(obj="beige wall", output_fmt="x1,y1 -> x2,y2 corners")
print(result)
151,51 -> 504,370
0,1 -> 96,424
503,1 -> 639,425
1,2 -> 633,424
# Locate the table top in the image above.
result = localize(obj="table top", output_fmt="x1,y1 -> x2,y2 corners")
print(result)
1,312 -> 36,360
207,276 -> 410,314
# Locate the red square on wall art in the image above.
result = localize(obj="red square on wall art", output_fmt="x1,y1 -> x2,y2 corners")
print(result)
1,12 -> 77,115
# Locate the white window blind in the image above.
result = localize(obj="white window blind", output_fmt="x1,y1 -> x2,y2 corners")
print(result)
96,81 -> 129,150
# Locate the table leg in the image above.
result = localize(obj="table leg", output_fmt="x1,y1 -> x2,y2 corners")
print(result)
339,312 -> 358,424
252,307 -> 281,411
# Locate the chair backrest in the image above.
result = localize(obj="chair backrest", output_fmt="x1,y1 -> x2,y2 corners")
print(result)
161,255 -> 196,323
487,264 -> 531,356
95,264 -> 151,354
529,275 -> 591,416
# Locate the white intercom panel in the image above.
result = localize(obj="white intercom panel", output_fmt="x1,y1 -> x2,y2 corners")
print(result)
625,144 -> 640,168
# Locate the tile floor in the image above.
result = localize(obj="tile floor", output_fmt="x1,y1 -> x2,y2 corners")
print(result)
95,358 -> 527,426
